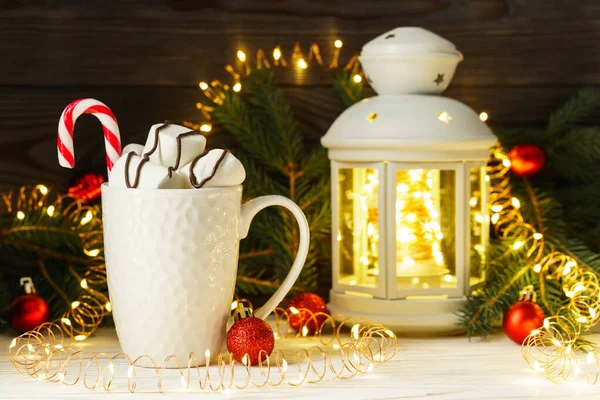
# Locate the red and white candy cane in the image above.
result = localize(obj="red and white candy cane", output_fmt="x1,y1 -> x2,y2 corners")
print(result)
57,98 -> 122,172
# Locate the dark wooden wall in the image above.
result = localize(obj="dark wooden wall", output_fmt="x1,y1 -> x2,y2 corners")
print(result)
1,0 -> 599,192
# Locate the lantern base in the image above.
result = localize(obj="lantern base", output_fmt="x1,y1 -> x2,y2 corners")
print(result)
328,290 -> 466,335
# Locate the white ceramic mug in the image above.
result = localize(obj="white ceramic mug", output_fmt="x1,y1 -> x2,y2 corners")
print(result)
101,184 -> 309,363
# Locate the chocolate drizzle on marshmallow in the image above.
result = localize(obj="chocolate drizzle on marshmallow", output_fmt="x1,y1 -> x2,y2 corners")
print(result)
124,121 -> 229,189
189,149 -> 231,188
125,121 -> 169,188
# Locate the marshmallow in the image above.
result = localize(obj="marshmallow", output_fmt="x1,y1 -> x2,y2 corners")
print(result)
109,153 -> 184,189
143,123 -> 207,169
179,149 -> 245,188
122,143 -> 144,156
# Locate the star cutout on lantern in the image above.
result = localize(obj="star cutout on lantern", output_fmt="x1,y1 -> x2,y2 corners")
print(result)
434,73 -> 445,86
366,112 -> 378,122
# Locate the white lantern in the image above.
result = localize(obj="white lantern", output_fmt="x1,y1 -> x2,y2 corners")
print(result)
321,27 -> 496,334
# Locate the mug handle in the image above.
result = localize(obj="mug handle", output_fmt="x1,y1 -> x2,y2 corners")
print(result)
239,195 -> 309,320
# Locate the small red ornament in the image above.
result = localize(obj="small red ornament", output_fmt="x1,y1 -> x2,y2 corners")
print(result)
227,303 -> 274,365
68,173 -> 104,202
503,285 -> 546,344
8,277 -> 51,334
508,143 -> 545,177
286,293 -> 329,334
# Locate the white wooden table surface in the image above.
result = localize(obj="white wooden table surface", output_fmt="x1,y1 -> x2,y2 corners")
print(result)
1,328 -> 598,400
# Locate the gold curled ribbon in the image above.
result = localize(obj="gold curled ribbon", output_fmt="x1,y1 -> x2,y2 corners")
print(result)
487,146 -> 600,383
9,306 -> 397,393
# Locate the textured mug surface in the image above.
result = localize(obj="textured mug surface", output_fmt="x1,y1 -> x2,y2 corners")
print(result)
101,184 -> 309,364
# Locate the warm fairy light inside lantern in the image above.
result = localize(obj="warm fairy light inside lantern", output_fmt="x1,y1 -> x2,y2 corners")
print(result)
353,74 -> 362,83
337,168 -> 379,288
394,169 -> 456,289
337,165 -> 486,292
334,39 -> 343,48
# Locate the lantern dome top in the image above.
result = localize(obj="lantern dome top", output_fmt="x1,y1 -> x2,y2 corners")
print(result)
361,27 -> 460,59
321,94 -> 496,162
359,27 -> 463,95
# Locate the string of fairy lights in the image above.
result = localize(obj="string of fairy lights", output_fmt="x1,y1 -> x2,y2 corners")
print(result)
2,185 -> 109,341
9,305 -> 397,393
184,40 -> 363,134
487,147 -> 600,383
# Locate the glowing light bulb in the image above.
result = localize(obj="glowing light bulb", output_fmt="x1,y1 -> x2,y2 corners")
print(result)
37,185 -> 49,195
273,48 -> 281,60
236,50 -> 246,62
16,211 -> 25,220
353,74 -> 362,83
233,83 -> 242,92
533,264 -> 542,273
533,233 -> 543,240
199,82 -> 208,90
289,306 -> 299,315
71,301 -> 80,309
334,39 -> 343,48
302,326 -> 309,337
491,213 -> 500,224
491,205 -> 503,212
297,58 -> 308,69
469,197 -> 478,207
80,210 -> 93,225
588,352 -> 595,364
80,279 -> 88,289
479,112 -> 489,122
511,197 -> 521,208
46,205 -> 55,217
512,241 -> 524,250
105,302 -> 112,312
543,318 -> 550,330
351,324 -> 360,340
231,301 -> 238,310
502,159 -> 511,167
74,335 -> 87,341
205,349 -> 211,359
61,318 -> 71,326
200,123 -> 212,132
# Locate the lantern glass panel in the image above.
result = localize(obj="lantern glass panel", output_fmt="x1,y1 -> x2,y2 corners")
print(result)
337,168 -> 380,288
469,166 -> 487,286
395,169 -> 456,290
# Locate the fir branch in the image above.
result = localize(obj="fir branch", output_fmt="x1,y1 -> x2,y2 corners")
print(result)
546,88 -> 599,137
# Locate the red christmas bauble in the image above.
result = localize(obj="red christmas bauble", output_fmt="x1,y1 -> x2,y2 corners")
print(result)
8,293 -> 51,334
68,173 -> 104,202
287,293 -> 329,334
227,317 -> 274,365
503,300 -> 545,344
508,144 -> 545,177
